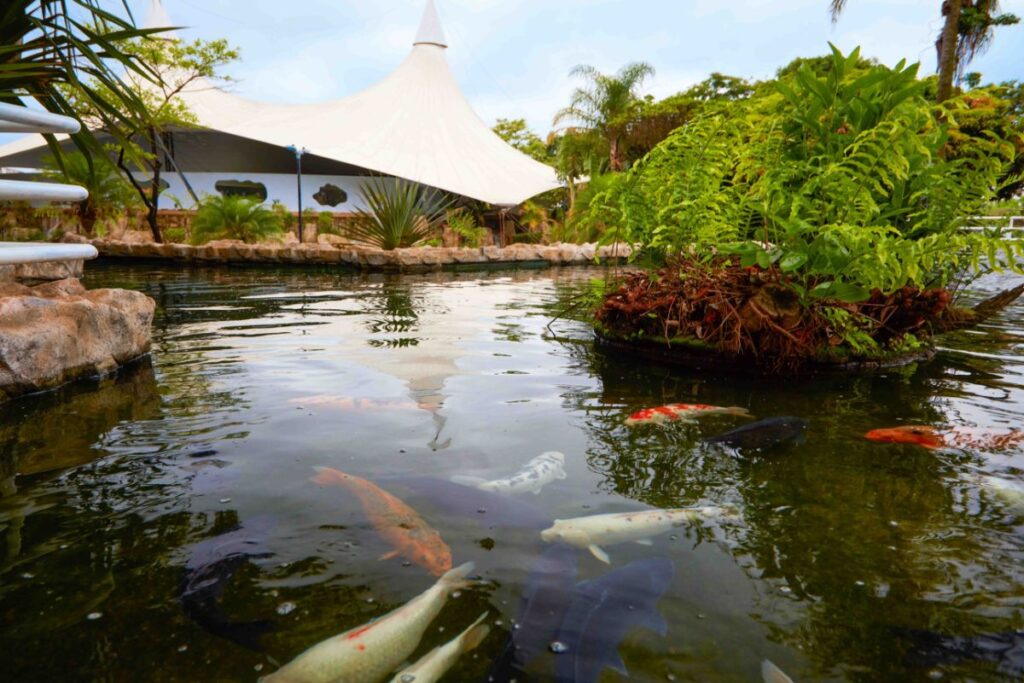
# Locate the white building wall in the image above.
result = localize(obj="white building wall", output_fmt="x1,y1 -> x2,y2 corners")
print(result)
158,173 -> 375,212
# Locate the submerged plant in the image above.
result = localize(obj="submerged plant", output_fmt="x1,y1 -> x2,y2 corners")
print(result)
190,195 -> 283,245
348,177 -> 451,250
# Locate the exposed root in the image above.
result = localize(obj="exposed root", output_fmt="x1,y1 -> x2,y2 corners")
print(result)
595,257 -> 961,371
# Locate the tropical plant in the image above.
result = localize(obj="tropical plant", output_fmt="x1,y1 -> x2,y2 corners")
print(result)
271,200 -> 296,232
554,62 -> 654,172
189,195 -> 283,245
67,30 -> 239,242
1,1 -> 165,166
447,209 -> 487,247
317,211 -> 340,236
492,119 -> 551,162
348,177 -> 452,250
42,150 -> 136,236
830,1 -> 1019,101
586,45 -> 1023,300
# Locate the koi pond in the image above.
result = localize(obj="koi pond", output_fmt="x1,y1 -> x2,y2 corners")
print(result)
2,263 -> 1023,682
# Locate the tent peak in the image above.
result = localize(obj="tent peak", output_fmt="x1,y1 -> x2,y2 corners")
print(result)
145,0 -> 181,38
413,0 -> 447,49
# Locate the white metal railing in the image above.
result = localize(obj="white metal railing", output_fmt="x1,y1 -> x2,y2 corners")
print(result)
0,103 -> 98,265
964,215 -> 1024,232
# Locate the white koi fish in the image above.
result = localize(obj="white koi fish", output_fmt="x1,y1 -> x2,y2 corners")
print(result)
762,659 -> 794,683
451,451 -> 566,495
978,475 -> 1024,512
261,562 -> 476,683
540,507 -> 730,564
388,612 -> 490,683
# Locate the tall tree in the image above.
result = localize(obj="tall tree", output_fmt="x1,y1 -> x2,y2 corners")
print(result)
0,1 -> 166,171
70,33 -> 238,242
830,1 -> 1018,101
553,62 -> 654,172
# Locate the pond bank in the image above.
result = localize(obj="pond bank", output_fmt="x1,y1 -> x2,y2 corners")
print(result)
82,238 -> 632,272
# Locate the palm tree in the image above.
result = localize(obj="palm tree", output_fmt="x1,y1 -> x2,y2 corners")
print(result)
830,1 -> 1018,102
1,1 -> 166,165
553,62 -> 654,172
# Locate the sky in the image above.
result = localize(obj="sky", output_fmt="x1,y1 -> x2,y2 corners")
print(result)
134,0 -> 1023,135
7,0 -> 1024,143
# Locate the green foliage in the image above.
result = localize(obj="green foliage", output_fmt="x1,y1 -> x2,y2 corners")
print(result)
582,45 -> 1023,298
317,211 -> 339,235
190,195 -> 283,245
0,1 -> 168,169
348,177 -> 452,250
447,209 -> 487,247
42,149 -> 136,235
271,201 -> 296,232
554,62 -> 655,171
493,119 -> 551,162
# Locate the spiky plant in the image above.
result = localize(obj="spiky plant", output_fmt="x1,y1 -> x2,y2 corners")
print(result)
348,177 -> 452,250
190,195 -> 283,245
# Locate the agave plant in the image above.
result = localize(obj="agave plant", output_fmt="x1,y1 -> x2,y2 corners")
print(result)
348,176 -> 452,250
190,195 -> 283,245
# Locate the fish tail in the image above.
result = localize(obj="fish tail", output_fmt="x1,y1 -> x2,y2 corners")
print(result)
728,407 -> 753,417
459,612 -> 491,653
761,659 -> 794,683
439,561 -> 477,591
311,466 -> 349,486
450,475 -> 488,488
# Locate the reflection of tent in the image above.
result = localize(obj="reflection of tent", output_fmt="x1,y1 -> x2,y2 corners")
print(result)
0,0 -> 561,210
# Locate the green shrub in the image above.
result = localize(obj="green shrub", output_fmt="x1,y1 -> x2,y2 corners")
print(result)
510,231 -> 543,244
271,201 -> 296,232
190,195 -> 284,245
317,211 -> 340,235
348,177 -> 452,250
585,45 -> 1023,300
447,209 -> 488,247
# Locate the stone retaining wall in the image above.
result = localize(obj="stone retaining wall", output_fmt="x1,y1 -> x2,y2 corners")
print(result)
86,238 -> 631,272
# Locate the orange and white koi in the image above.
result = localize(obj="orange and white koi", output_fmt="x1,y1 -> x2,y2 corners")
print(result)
312,467 -> 452,576
625,403 -> 751,426
388,611 -> 490,683
262,562 -> 476,683
865,426 -> 1024,452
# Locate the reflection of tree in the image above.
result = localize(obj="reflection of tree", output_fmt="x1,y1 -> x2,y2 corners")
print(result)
569,333 -> 1024,680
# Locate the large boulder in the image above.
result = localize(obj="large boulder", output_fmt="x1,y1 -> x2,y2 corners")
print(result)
0,279 -> 155,402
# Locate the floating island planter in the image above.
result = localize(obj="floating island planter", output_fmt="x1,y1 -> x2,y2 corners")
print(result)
593,259 -> 1024,375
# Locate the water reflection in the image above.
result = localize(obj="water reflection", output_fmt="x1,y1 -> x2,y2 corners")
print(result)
0,264 -> 1022,681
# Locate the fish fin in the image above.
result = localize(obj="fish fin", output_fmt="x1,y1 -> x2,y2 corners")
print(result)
761,659 -> 794,683
588,545 -> 611,564
644,609 -> 669,636
450,475 -> 487,488
609,651 -> 629,675
378,550 -> 400,561
634,538 -> 654,546
440,561 -> 477,591
460,615 -> 491,654
729,407 -> 753,417
311,466 -> 347,486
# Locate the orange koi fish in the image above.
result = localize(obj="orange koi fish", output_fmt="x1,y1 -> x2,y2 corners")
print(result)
865,426 -> 1024,452
312,467 -> 452,576
625,403 -> 751,426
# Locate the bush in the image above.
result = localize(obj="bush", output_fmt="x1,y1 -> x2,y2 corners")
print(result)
585,45 -> 1023,300
447,209 -> 488,247
317,211 -> 340,235
271,201 -> 296,232
190,195 -> 284,245
348,177 -> 451,250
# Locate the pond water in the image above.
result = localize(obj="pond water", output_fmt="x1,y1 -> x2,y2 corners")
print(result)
2,263 -> 1023,682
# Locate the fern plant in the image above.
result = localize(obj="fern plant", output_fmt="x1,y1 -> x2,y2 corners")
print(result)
348,177 -> 452,250
447,209 -> 488,247
587,45 -> 1023,301
190,195 -> 283,245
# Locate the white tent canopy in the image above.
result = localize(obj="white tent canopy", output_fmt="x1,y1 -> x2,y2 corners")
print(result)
0,0 -> 561,207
